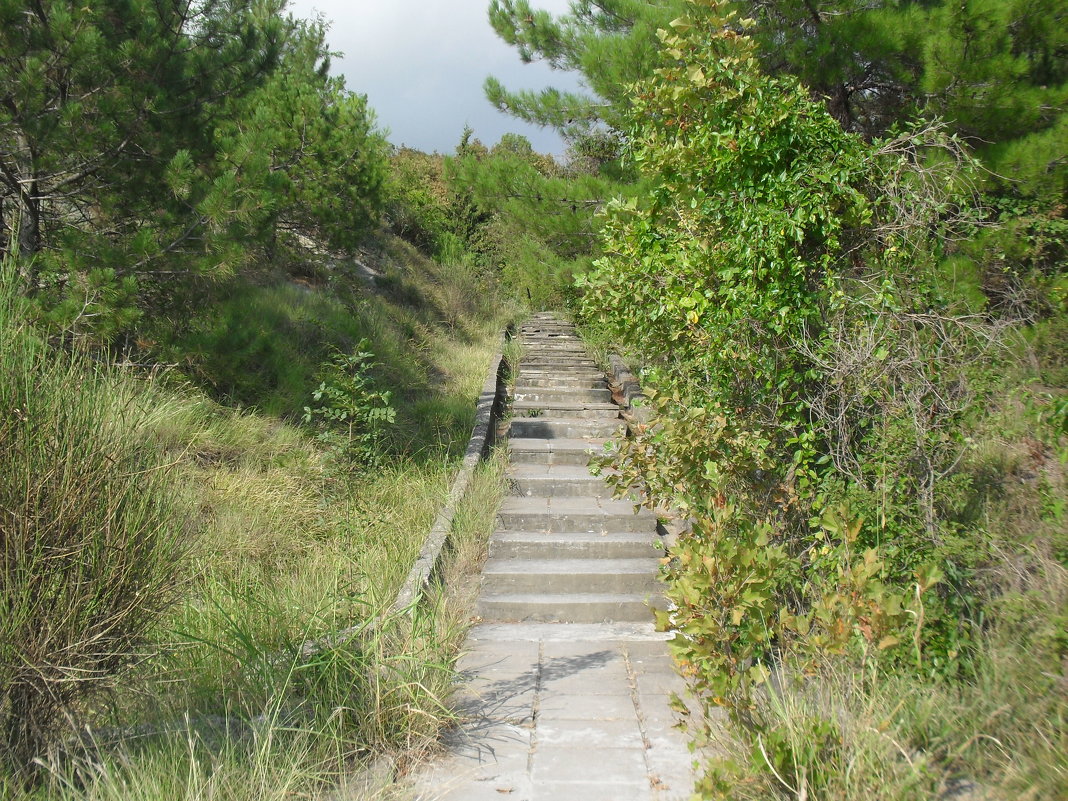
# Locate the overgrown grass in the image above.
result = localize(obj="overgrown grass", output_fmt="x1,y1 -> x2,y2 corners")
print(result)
32,453 -> 509,801
0,260 -> 189,783
151,230 -> 506,436
2,232 -> 516,798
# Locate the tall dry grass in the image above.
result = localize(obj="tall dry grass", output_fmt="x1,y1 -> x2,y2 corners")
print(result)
0,259 -> 189,783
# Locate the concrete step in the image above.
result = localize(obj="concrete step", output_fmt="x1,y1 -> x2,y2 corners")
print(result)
515,376 -> 609,391
508,416 -> 623,439
516,372 -> 607,386
520,360 -> 599,371
489,530 -> 660,560
523,353 -> 590,362
476,592 -> 664,624
522,349 -> 593,357
507,437 -> 610,466
497,496 -> 655,533
521,339 -> 586,348
482,557 -> 662,594
520,335 -> 581,343
512,387 -> 612,404
512,400 -> 619,420
508,464 -> 611,497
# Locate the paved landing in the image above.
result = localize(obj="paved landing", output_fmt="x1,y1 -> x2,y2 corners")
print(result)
413,624 -> 694,801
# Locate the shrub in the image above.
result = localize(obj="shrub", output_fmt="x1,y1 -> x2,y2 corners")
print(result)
0,260 -> 188,782
302,342 -> 396,469
580,0 -> 1002,763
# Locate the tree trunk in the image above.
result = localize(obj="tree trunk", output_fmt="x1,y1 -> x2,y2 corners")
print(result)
15,191 -> 40,292
8,134 -> 42,291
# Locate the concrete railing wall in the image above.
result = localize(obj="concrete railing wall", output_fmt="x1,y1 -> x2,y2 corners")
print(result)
389,328 -> 512,615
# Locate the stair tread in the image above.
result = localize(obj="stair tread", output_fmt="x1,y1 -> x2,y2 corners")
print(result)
484,557 -> 660,573
508,464 -> 604,478
509,437 -> 609,450
492,529 -> 657,540
477,592 -> 664,607
513,401 -> 618,411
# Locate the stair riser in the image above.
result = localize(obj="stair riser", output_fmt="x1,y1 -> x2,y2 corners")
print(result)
510,477 -> 614,497
497,512 -> 652,533
523,351 -> 590,360
508,420 -> 623,439
522,352 -> 595,359
476,599 -> 664,624
516,377 -> 607,389
489,539 -> 659,560
513,389 -> 613,403
515,377 -> 608,390
520,363 -> 600,372
512,406 -> 619,420
482,571 -> 661,595
508,450 -> 596,467
521,340 -> 587,348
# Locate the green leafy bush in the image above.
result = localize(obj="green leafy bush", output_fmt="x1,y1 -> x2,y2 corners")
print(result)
303,342 -> 396,469
579,0 -> 1006,777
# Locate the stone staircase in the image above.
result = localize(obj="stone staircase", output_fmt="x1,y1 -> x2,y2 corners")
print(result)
476,312 -> 664,625
409,313 -> 694,801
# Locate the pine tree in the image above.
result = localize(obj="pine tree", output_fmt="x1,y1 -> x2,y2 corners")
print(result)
0,0 -> 285,290
737,0 -> 1067,198
463,1 -> 685,302
209,15 -> 388,256
486,0 -> 687,139
0,1 -> 388,333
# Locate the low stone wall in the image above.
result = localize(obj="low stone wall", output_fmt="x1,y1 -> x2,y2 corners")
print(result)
389,330 -> 511,615
605,353 -> 691,547
607,353 -> 651,425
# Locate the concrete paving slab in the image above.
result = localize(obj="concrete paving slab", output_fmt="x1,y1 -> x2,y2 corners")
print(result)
429,782 -> 533,801
456,648 -> 540,674
540,640 -> 630,660
634,670 -> 689,697
533,782 -> 651,801
532,746 -> 650,784
625,639 -> 682,659
628,654 -> 678,675
539,663 -> 632,696
536,693 -> 635,721
535,717 -> 645,748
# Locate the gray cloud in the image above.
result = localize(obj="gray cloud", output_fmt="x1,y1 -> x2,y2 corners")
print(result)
286,0 -> 583,155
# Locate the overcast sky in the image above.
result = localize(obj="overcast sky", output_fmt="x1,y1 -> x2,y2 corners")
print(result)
285,0 -> 583,156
